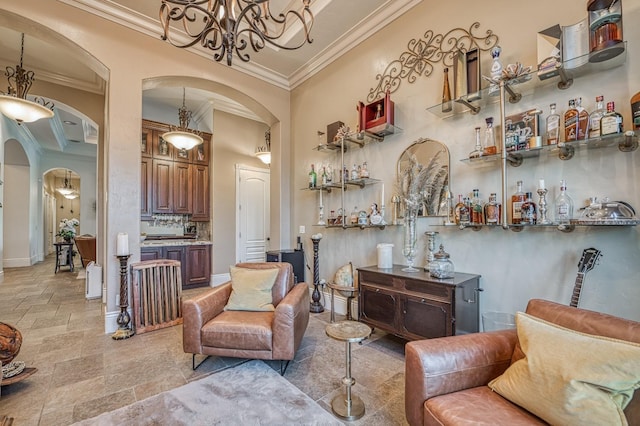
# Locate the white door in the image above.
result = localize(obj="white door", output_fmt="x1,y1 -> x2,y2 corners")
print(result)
236,165 -> 270,263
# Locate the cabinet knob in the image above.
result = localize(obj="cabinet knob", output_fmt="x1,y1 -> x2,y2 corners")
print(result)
375,288 -> 380,293
421,298 -> 426,303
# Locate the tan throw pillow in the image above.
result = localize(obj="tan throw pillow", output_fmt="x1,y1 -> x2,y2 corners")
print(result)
488,312 -> 640,426
224,266 -> 279,312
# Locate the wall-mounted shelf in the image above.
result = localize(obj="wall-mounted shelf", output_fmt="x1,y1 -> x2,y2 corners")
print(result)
438,219 -> 639,233
314,127 -> 402,152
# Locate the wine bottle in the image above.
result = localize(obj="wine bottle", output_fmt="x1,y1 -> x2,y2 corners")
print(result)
442,68 -> 452,113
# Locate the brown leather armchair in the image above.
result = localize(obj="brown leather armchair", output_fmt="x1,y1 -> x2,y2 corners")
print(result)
405,299 -> 640,425
74,235 -> 96,268
182,262 -> 309,375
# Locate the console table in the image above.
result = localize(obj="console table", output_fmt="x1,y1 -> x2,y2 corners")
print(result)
54,242 -> 75,273
357,265 -> 481,340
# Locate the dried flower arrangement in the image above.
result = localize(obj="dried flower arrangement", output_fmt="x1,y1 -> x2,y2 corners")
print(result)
396,145 -> 449,216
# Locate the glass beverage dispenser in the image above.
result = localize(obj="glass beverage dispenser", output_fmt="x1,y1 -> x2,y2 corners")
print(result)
587,0 -> 624,62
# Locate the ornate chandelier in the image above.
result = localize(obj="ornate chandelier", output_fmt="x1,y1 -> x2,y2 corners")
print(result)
0,33 -> 54,124
255,129 -> 271,164
159,0 -> 314,66
57,170 -> 75,196
162,88 -> 204,151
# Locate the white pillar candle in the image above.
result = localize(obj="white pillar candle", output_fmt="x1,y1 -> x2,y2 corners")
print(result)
538,179 -> 545,189
381,183 -> 385,206
319,188 -> 323,208
116,232 -> 129,256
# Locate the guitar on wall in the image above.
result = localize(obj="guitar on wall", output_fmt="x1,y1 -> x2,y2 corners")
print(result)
570,247 -> 602,308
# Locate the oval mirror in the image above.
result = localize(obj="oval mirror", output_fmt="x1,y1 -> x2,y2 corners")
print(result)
396,138 -> 450,217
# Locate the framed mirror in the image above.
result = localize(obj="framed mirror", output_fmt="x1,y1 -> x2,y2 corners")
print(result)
396,138 -> 450,217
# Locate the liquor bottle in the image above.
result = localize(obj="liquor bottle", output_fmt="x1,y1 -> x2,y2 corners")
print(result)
442,68 -> 452,113
454,195 -> 465,225
343,165 -> 349,182
564,99 -> 578,142
632,91 -> 640,131
326,165 -> 333,183
483,117 -> 497,155
600,101 -> 624,136
588,95 -> 606,139
488,46 -> 502,96
471,189 -> 484,224
520,192 -> 537,225
484,193 -> 501,225
459,197 -> 471,225
505,120 -> 518,152
351,164 -> 358,180
469,127 -> 483,159
546,103 -> 560,145
350,206 -> 359,225
554,180 -> 574,225
360,161 -> 370,178
308,164 -> 317,189
575,97 -> 589,140
511,180 -> 525,224
321,166 -> 327,186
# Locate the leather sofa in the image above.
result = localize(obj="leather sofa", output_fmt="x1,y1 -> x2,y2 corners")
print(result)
182,262 -> 309,374
405,299 -> 640,425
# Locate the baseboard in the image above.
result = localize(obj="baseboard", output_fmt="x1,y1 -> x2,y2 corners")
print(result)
104,308 -> 132,334
3,257 -> 32,268
211,273 -> 230,287
308,286 -> 359,318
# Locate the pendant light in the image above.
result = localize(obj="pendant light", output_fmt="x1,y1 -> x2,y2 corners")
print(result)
255,130 -> 271,164
57,170 -> 74,196
162,88 -> 203,151
0,33 -> 54,124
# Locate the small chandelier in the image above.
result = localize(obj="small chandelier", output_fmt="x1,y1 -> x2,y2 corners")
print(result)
159,0 -> 314,67
57,170 -> 75,196
0,33 -> 54,124
255,129 -> 271,164
162,88 -> 204,151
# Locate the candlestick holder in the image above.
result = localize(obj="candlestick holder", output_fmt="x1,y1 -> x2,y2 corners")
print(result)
112,254 -> 134,340
424,231 -> 439,271
380,204 -> 387,225
537,188 -> 551,225
318,204 -> 326,226
310,235 -> 324,313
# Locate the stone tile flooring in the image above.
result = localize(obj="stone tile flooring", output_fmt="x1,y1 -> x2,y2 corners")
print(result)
0,256 -> 408,425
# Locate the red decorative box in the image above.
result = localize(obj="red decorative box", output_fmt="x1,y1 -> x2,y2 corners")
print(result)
358,91 -> 394,136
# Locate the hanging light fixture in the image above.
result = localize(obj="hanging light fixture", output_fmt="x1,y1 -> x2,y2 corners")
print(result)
162,88 -> 204,151
159,0 -> 314,67
57,170 -> 74,196
0,33 -> 54,124
255,129 -> 271,164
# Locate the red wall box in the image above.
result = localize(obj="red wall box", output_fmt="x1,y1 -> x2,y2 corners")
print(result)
358,90 -> 395,136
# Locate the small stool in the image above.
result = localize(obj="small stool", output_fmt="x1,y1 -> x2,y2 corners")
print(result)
325,320 -> 371,421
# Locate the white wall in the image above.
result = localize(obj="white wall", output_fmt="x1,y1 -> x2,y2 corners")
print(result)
3,164 -> 30,267
291,0 -> 640,321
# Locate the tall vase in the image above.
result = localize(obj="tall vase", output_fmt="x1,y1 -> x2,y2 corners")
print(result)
402,209 -> 419,272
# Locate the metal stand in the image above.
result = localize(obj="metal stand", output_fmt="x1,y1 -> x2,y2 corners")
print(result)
112,254 -> 134,340
310,235 -> 324,313
537,188 -> 551,224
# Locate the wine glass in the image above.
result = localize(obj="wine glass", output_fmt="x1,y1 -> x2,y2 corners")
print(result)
402,213 -> 419,272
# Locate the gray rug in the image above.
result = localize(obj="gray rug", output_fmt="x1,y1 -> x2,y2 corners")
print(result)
74,360 -> 342,426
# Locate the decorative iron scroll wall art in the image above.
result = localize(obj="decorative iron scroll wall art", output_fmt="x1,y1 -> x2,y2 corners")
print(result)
367,22 -> 499,102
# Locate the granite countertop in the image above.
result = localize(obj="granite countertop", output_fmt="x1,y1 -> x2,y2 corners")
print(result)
141,239 -> 212,248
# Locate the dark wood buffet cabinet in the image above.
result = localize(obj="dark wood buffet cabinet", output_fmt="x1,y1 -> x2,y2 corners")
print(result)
357,265 -> 481,340
141,119 -> 210,221
141,244 -> 211,288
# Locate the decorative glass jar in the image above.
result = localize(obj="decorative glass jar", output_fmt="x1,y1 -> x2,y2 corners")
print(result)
429,244 -> 455,279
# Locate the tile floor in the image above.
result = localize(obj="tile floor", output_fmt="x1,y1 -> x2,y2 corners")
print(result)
0,255 -> 408,425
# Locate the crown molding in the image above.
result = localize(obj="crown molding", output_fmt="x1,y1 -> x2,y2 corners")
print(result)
288,0 -> 422,89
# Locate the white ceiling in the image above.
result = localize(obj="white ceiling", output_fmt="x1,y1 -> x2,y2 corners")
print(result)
1,0 -> 421,158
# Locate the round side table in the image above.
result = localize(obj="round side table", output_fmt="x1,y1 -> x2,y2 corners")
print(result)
325,320 -> 372,421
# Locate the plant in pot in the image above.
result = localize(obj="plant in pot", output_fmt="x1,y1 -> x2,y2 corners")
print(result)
57,218 -> 79,242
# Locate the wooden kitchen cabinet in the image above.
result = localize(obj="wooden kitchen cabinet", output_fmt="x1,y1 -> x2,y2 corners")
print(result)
357,265 -> 481,340
173,162 -> 193,214
152,159 -> 174,214
140,157 -> 153,220
191,164 -> 209,221
141,244 -> 210,288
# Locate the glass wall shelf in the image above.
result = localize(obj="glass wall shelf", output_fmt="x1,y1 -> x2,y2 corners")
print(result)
313,127 -> 402,152
438,220 -> 639,233
302,178 -> 381,192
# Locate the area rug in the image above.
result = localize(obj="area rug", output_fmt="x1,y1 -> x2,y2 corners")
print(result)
74,360 -> 342,426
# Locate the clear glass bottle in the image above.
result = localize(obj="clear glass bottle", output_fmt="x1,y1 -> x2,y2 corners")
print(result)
564,99 -> 578,142
554,180 -> 574,225
588,95 -> 606,139
505,120 -> 518,152
488,46 -> 502,96
546,103 -> 560,145
484,193 -> 501,225
471,189 -> 484,224
631,91 -> 640,131
575,97 -> 589,140
321,166 -> 327,186
459,197 -> 471,225
600,101 -> 624,136
469,126 -> 484,159
454,195 -> 465,225
442,67 -> 452,113
521,192 -> 537,225
360,161 -> 370,178
308,164 -> 317,189
326,165 -> 333,183
511,180 -> 525,224
483,117 -> 497,155
351,164 -> 358,180
350,206 -> 359,225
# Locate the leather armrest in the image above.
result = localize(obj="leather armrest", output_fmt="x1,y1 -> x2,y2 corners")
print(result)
272,282 -> 310,360
405,330 -> 517,426
182,283 -> 232,354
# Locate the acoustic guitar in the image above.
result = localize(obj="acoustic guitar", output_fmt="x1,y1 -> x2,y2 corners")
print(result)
569,247 -> 602,308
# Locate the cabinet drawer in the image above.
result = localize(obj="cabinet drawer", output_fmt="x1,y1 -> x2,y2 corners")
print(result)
359,270 -> 394,288
403,278 -> 452,299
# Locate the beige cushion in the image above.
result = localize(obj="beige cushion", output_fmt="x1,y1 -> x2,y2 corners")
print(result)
224,266 -> 279,312
488,312 -> 640,426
